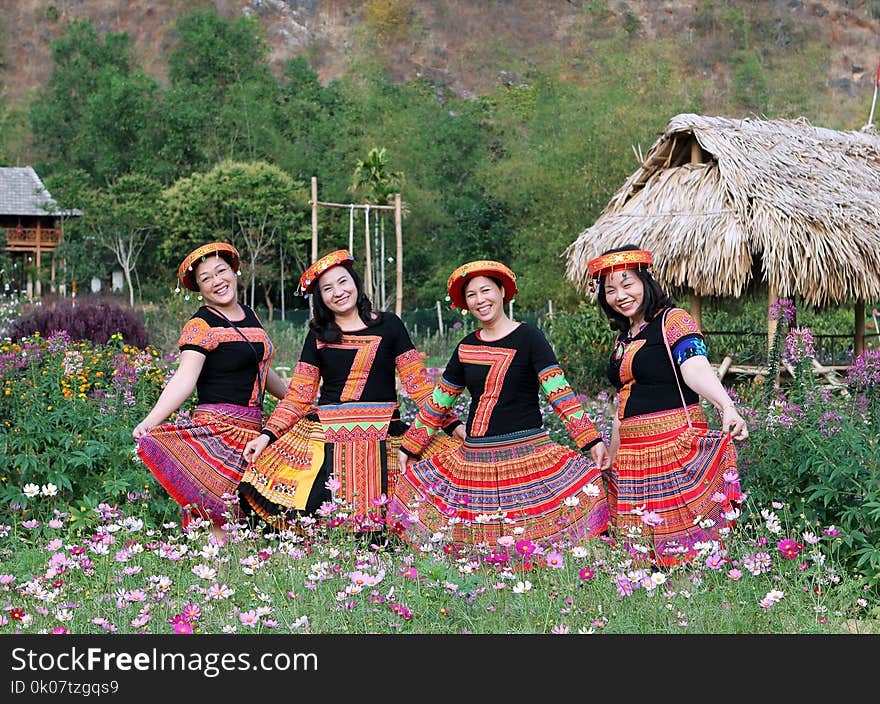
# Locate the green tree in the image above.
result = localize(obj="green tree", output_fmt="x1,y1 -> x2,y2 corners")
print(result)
161,160 -> 309,308
29,20 -> 153,184
163,6 -> 279,169
77,174 -> 164,306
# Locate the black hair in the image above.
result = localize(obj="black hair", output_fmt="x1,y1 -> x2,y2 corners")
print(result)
596,244 -> 672,333
309,264 -> 380,343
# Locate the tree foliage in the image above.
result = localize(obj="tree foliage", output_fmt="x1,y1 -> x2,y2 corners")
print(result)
160,160 -> 309,308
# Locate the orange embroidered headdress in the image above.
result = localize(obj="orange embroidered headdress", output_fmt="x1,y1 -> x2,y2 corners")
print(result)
177,242 -> 241,292
585,249 -> 653,292
299,249 -> 356,297
445,260 -> 518,311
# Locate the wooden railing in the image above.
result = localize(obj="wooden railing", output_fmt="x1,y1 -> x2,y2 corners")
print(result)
3,226 -> 63,252
703,330 -> 879,367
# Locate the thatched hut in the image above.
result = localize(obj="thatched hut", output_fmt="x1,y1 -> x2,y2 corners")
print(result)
565,113 -> 880,356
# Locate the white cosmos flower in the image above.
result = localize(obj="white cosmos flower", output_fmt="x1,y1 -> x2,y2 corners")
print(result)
512,580 -> 532,593
23,483 -> 40,498
582,483 -> 601,498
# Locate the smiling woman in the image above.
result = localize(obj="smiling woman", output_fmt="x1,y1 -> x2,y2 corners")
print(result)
133,242 -> 289,541
389,259 -> 611,549
237,249 -> 462,534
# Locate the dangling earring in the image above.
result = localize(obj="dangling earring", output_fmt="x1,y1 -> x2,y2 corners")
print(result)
197,294 -> 203,301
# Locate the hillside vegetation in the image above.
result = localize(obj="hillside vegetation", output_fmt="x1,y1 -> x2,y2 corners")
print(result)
1,1 -> 879,309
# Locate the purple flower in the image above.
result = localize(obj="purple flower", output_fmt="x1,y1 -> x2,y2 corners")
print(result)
769,298 -> 797,324
784,327 -> 815,364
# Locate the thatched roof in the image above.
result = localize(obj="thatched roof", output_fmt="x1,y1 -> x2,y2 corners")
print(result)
565,113 -> 880,306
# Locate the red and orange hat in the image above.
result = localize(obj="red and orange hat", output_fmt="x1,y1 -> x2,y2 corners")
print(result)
299,249 -> 356,297
177,242 -> 241,292
586,249 -> 653,292
446,260 -> 518,310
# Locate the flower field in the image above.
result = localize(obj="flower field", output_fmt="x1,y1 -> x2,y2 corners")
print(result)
1,307 -> 879,634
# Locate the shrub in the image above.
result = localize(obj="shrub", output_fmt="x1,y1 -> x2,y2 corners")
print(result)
9,297 -> 149,348
0,331 -> 174,526
738,316 -> 880,586
543,301 -> 613,395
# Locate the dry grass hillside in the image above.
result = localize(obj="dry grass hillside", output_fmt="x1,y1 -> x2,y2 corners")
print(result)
1,0 -> 879,110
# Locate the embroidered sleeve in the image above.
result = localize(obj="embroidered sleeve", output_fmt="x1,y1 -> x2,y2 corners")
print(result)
178,317 -> 216,353
261,361 -> 320,440
395,348 -> 461,434
538,364 -> 601,451
529,325 -> 600,450
400,376 -> 464,457
664,309 -> 707,366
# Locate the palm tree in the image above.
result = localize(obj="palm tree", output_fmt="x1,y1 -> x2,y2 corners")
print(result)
350,147 -> 405,308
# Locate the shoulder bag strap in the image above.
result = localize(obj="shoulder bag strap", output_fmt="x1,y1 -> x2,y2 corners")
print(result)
661,307 -> 693,430
206,305 -> 266,407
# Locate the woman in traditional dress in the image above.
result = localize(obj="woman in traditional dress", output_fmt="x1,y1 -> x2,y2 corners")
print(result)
588,244 -> 747,566
134,242 -> 289,539
389,260 -> 611,549
238,249 -> 464,533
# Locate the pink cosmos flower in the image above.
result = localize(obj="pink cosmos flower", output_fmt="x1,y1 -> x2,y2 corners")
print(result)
324,476 -> 341,493
239,610 -> 260,627
727,569 -> 743,581
515,539 -> 536,556
777,539 -> 804,560
641,511 -> 664,527
722,470 -> 739,484
545,551 -> 565,569
402,567 -> 419,579
173,621 -> 193,634
579,567 -> 595,581
705,553 -> 726,570
50,627 -> 69,635
823,525 -> 841,537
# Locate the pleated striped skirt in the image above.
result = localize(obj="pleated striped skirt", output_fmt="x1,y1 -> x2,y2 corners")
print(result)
608,405 -> 742,566
388,428 -> 609,549
137,403 -> 262,528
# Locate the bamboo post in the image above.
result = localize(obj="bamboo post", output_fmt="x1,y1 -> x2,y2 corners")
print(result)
767,283 -> 778,354
716,355 -> 733,381
395,194 -> 403,317
363,205 -> 373,301
380,215 -> 386,310
689,292 -> 702,330
310,177 -> 318,263
547,299 -> 553,319
436,300 -> 444,335
280,242 -> 285,321
855,298 -> 866,357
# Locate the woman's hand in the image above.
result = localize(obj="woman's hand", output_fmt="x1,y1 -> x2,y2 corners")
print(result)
590,442 -> 612,472
132,420 -> 153,439
242,434 -> 271,465
452,425 -> 467,443
722,405 -> 749,441
398,449 -> 416,476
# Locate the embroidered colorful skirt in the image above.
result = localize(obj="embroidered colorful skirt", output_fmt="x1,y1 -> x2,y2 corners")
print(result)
238,402 -> 458,532
608,405 -> 743,566
388,428 -> 609,548
137,403 -> 263,528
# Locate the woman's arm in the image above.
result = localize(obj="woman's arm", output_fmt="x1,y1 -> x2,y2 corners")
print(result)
610,414 -> 621,462
133,350 -> 205,438
265,367 -> 289,400
680,356 -> 749,440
